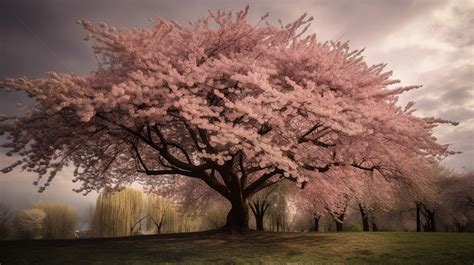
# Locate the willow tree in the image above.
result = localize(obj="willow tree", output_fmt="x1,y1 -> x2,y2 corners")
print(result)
34,202 -> 77,239
15,208 -> 46,239
0,6 -> 457,232
91,188 -> 144,237
145,194 -> 180,234
14,202 -> 76,239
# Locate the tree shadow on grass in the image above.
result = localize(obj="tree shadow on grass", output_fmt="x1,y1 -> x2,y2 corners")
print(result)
0,230 -> 337,263
3,231 -> 472,264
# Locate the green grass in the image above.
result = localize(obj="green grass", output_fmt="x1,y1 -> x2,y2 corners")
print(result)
1,231 -> 473,264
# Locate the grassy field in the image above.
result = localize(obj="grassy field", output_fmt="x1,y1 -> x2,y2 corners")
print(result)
1,231 -> 473,264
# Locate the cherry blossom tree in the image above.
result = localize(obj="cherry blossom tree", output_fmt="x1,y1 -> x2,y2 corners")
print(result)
297,165 -> 414,232
297,168 -> 354,232
0,6 -> 457,232
412,167 -> 474,232
437,171 -> 474,232
351,171 -> 400,231
267,187 -> 291,232
293,189 -> 324,232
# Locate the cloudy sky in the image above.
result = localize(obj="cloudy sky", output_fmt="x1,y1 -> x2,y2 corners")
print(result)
0,0 -> 472,223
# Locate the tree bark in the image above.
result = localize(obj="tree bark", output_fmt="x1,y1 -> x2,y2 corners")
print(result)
424,208 -> 436,232
416,202 -> 421,232
328,203 -> 347,232
418,202 -> 436,232
314,215 -> 320,232
250,200 -> 270,231
224,195 -> 249,233
430,210 -> 436,232
370,215 -> 378,232
335,213 -> 345,232
371,221 -> 378,232
359,203 -> 370,232
256,215 -> 264,231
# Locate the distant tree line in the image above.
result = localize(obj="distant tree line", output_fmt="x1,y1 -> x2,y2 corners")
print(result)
0,166 -> 472,241
0,202 -> 77,240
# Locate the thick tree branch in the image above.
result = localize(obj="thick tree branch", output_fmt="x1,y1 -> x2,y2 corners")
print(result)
244,168 -> 283,197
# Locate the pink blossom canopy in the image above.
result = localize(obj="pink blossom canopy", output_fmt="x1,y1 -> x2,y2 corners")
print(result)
0,7 -> 456,198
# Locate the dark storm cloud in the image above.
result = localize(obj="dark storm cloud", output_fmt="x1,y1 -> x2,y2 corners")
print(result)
0,0 -> 448,78
402,65 -> 473,124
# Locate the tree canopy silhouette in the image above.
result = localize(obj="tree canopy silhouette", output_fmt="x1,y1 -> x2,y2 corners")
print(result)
0,6 -> 457,232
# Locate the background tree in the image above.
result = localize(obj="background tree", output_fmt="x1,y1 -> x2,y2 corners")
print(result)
91,188 -> 145,237
202,200 -> 229,230
438,171 -> 474,232
327,195 -> 350,232
14,203 -> 76,239
176,212 -> 201,233
34,202 -> 77,239
249,185 -> 280,231
145,194 -> 180,234
15,208 -> 46,239
294,184 -> 325,232
0,204 -> 11,239
353,171 -> 399,232
0,6 -> 457,233
361,165 -> 473,233
267,185 -> 291,232
434,169 -> 474,232
299,167 -> 356,232
409,166 -> 449,232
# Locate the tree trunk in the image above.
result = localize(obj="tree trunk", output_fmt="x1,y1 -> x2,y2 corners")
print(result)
416,202 -> 421,232
256,215 -> 264,231
423,209 -> 436,232
371,222 -> 378,232
370,215 -> 378,232
314,215 -> 320,232
250,200 -> 269,231
430,210 -> 436,232
359,203 -> 370,232
335,213 -> 344,232
224,195 -> 249,233
419,203 -> 436,232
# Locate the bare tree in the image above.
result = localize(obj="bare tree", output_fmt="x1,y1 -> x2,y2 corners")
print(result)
249,185 -> 279,231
